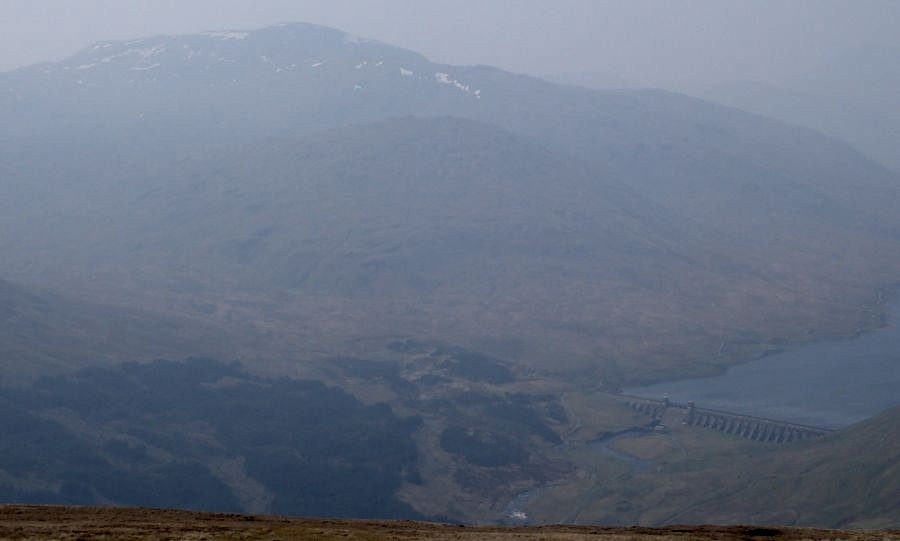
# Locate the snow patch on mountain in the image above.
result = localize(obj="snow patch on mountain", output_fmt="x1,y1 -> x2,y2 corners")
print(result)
136,45 -> 166,59
93,44 -> 167,67
434,72 -> 481,98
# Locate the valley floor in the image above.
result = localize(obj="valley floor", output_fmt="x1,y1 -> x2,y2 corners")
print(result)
0,506 -> 896,541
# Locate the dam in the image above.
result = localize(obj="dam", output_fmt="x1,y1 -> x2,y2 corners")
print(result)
621,395 -> 833,443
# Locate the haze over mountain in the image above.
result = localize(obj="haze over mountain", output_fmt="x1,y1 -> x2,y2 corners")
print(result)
2,23 -> 899,380
699,44 -> 900,173
1,20 -> 899,527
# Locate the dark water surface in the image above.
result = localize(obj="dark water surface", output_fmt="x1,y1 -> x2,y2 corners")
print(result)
625,301 -> 900,428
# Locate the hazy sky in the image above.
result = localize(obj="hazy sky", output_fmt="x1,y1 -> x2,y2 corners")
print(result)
2,1 -> 899,89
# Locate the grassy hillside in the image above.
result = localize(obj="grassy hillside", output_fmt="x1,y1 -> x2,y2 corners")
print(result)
672,405 -> 900,528
1,112 -> 897,381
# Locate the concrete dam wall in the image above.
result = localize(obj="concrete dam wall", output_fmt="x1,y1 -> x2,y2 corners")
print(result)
622,395 -> 833,443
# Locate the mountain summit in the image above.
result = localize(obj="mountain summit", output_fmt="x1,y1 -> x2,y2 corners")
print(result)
33,22 -> 442,94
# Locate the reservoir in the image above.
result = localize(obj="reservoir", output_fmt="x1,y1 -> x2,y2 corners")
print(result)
625,300 -> 900,429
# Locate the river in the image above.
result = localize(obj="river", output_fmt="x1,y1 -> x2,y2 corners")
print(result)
625,298 -> 900,428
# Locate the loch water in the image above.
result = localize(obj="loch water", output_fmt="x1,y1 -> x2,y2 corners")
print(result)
625,300 -> 900,428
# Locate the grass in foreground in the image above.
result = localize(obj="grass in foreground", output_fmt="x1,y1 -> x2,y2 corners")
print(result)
0,505 -> 897,541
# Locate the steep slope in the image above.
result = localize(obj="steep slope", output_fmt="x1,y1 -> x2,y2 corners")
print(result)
657,406 -> 900,528
506,390 -> 900,528
729,405 -> 900,528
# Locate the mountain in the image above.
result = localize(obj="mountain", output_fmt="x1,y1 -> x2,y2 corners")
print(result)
1,23 -> 899,381
0,279 -> 230,379
702,80 -> 900,173
542,70 -> 639,90
700,45 -> 900,172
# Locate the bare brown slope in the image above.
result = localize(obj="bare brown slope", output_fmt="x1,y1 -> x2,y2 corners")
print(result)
0,505 -> 895,541
1,116 -> 896,382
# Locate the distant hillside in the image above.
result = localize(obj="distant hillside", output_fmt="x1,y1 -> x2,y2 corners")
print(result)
700,45 -> 900,172
702,80 -> 900,173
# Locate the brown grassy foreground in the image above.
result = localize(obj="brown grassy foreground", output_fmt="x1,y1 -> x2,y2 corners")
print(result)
0,506 -> 897,541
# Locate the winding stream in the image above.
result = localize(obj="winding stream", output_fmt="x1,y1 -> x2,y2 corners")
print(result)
503,428 -> 655,523
588,428 -> 653,473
